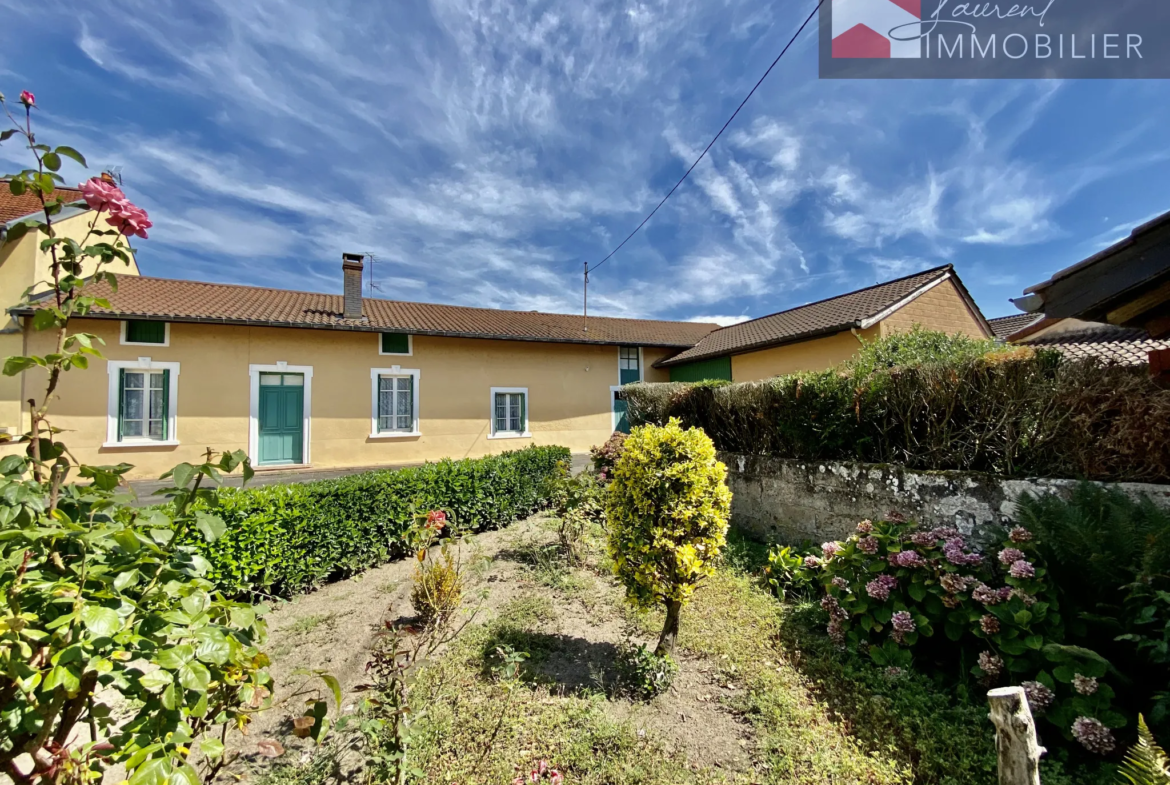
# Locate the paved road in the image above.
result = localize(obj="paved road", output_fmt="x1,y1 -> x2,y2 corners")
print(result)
128,452 -> 593,505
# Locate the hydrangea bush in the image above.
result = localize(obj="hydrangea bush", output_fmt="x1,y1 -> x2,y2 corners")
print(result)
800,516 -> 1126,754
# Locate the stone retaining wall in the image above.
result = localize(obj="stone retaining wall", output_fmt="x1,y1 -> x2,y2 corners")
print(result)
720,452 -> 1170,544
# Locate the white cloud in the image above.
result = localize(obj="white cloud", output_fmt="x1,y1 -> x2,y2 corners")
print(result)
688,314 -> 751,327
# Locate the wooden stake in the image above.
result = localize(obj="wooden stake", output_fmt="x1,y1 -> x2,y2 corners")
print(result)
988,686 -> 1044,785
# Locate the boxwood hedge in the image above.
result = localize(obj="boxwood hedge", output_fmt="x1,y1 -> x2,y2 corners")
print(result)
181,445 -> 569,598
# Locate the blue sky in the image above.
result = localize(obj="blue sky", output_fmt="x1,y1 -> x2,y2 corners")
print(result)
2,0 -> 1169,324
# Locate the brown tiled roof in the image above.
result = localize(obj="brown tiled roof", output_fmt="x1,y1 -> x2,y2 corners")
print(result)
1020,322 -> 1170,366
19,276 -> 718,348
0,182 -> 85,224
988,313 -> 1042,339
657,265 -> 957,367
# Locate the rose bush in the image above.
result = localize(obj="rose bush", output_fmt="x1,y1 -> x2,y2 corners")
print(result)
802,516 -> 1127,754
0,90 -> 268,784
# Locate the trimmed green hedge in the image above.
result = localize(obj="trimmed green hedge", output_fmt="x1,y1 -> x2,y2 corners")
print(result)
625,331 -> 1170,483
184,445 -> 569,598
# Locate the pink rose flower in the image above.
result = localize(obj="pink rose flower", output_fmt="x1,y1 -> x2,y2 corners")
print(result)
19,90 -> 35,107
80,177 -> 127,211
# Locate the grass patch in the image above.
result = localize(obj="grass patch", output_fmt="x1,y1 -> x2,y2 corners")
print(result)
405,598 -> 721,784
500,537 -> 591,597
284,612 -> 338,636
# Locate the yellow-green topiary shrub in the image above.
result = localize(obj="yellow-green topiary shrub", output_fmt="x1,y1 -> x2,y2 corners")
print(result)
606,418 -> 732,655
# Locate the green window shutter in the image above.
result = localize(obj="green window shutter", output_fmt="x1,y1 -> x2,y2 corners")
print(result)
117,369 -> 125,441
160,370 -> 170,441
381,333 -> 410,354
519,394 -> 526,432
125,320 -> 166,344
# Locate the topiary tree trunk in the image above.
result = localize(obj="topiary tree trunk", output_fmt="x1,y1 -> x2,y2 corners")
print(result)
656,598 -> 683,656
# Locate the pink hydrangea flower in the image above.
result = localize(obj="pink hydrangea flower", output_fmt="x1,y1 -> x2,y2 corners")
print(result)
803,555 -> 822,568
1009,559 -> 1035,579
865,574 -> 898,601
821,541 -> 843,560
1009,526 -> 1034,542
1022,681 -> 1055,713
856,519 -> 873,534
1073,674 -> 1098,695
998,548 -> 1026,566
831,576 -> 850,591
977,650 -> 1003,677
980,614 -> 1000,634
1072,717 -> 1115,754
858,536 -> 879,555
889,550 -> 926,569
890,610 -> 916,642
19,90 -> 35,107
909,530 -> 935,547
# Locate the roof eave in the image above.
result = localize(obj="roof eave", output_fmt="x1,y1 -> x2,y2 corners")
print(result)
655,322 -> 860,367
10,310 -> 704,349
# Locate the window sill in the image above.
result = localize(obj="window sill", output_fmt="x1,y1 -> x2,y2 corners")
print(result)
368,431 -> 422,439
102,440 -> 180,448
487,432 -> 531,440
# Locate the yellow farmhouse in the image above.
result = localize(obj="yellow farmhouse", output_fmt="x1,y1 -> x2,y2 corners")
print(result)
8,247 -> 992,480
13,255 -> 715,478
0,178 -> 140,434
655,264 -> 992,382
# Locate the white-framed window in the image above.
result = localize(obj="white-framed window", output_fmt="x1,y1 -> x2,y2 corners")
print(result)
378,333 -> 413,356
370,367 -> 420,438
488,387 -> 529,439
120,320 -> 170,347
104,359 -> 180,447
619,346 -> 642,385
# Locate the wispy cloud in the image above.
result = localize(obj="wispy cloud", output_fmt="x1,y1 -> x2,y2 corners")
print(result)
1,0 -> 1167,324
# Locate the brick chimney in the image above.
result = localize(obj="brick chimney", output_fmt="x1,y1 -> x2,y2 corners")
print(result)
342,253 -> 364,320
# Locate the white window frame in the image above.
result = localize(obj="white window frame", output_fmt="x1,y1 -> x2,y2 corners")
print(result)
120,320 -> 171,347
104,358 -> 181,447
248,362 -> 313,468
617,346 -> 643,385
488,386 -> 530,440
377,333 -> 413,356
369,366 -> 421,438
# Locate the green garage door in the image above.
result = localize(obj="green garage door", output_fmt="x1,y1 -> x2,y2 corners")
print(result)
258,373 -> 304,465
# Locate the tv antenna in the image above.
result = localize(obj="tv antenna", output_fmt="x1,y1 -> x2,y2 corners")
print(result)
363,252 -> 383,296
103,165 -> 124,185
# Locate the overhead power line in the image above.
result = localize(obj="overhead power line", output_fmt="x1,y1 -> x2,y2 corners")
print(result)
586,0 -> 825,276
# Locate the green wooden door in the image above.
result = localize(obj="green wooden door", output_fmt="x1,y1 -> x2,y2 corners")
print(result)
258,373 -> 304,465
613,390 -> 630,433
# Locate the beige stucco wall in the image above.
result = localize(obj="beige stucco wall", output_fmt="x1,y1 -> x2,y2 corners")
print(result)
731,326 -> 881,382
641,347 -> 673,383
0,211 -> 139,432
879,278 -> 989,339
18,318 -> 656,478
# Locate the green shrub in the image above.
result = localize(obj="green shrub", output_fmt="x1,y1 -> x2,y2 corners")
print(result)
764,544 -> 817,602
806,516 -> 1127,757
614,642 -> 677,700
1018,484 -> 1170,730
183,446 -> 569,598
549,463 -> 606,565
624,330 -> 1170,483
606,418 -> 731,655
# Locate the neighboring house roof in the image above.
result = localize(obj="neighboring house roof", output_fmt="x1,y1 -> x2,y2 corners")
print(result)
988,313 -> 1042,339
1016,208 -> 1170,337
1016,320 -> 1170,366
0,183 -> 85,224
16,276 -> 719,348
657,264 -> 987,367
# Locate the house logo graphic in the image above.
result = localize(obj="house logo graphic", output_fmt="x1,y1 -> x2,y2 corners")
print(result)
831,0 -> 922,58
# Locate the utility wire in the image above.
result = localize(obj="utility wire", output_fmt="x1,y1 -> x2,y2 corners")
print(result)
587,0 -> 825,275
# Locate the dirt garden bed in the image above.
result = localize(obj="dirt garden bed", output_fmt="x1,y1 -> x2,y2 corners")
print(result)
221,514 -> 993,785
